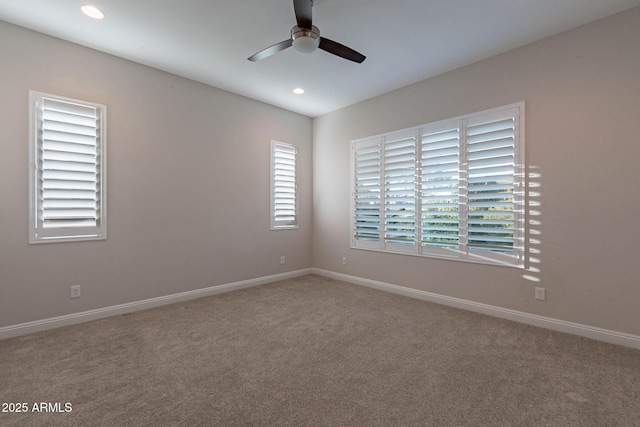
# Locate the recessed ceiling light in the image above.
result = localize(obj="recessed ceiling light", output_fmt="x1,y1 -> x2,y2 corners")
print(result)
81,5 -> 104,20
293,88 -> 304,95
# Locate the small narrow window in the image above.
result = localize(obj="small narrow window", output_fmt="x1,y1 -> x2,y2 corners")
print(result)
270,140 -> 298,230
29,91 -> 107,243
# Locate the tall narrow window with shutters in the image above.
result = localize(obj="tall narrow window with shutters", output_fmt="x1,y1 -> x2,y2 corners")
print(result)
351,103 -> 525,267
29,91 -> 107,243
270,140 -> 298,230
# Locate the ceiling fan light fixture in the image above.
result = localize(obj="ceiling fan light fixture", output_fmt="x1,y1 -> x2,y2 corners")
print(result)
292,26 -> 320,53
81,5 -> 104,20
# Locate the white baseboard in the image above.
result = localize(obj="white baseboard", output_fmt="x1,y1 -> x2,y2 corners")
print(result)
312,268 -> 640,350
0,268 -> 312,340
5,267 -> 639,350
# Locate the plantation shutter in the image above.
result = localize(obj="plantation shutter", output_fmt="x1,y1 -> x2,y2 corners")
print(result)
351,103 -> 524,267
30,92 -> 106,242
353,139 -> 382,246
384,131 -> 417,250
465,110 -> 517,253
271,141 -> 297,229
420,123 -> 461,251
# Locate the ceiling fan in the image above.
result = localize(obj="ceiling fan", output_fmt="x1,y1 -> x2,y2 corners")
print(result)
248,0 -> 366,63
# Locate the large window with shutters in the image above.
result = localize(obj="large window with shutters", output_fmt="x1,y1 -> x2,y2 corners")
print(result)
351,103 -> 525,267
29,91 -> 107,243
270,140 -> 298,230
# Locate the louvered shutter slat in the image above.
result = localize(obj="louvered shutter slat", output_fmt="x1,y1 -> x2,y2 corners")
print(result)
44,209 -> 97,219
43,159 -> 97,173
422,152 -> 460,165
43,141 -> 97,156
42,179 -> 97,190
43,219 -> 98,229
43,129 -> 97,146
43,189 -> 96,199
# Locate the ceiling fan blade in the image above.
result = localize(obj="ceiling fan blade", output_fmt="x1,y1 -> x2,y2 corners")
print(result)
248,39 -> 293,62
293,0 -> 313,29
318,38 -> 366,63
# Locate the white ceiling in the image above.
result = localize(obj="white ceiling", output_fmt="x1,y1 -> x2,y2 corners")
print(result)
1,0 -> 639,117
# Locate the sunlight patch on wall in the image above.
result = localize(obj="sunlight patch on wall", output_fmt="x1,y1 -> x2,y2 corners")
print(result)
523,167 -> 542,283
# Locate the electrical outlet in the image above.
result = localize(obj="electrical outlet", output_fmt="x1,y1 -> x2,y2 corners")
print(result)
342,257 -> 347,265
70,285 -> 81,299
280,256 -> 286,265
535,287 -> 545,301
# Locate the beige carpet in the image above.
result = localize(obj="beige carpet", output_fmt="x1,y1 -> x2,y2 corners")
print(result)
1,274 -> 639,426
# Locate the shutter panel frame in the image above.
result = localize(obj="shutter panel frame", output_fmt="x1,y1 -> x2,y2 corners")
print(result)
270,140 -> 298,230
465,109 -> 519,257
383,129 -> 418,252
352,137 -> 383,249
29,91 -> 107,243
419,119 -> 462,257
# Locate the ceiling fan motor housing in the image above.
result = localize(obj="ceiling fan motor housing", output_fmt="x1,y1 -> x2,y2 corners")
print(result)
292,25 -> 320,53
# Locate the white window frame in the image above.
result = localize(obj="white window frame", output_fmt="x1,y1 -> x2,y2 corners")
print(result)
351,103 -> 525,268
29,91 -> 107,243
270,140 -> 298,230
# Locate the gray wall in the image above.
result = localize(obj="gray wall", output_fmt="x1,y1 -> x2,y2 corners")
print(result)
2,7 -> 640,339
0,21 -> 313,327
312,8 -> 640,336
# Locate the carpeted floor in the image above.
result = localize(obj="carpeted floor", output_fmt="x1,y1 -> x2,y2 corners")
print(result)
1,274 -> 639,426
